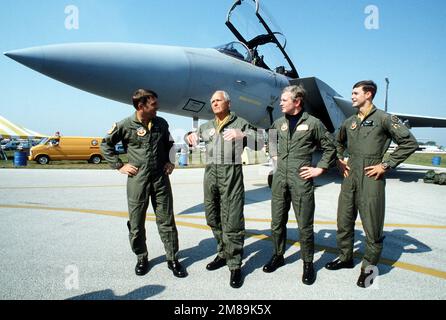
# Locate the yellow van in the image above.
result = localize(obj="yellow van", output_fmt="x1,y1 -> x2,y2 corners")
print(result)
29,136 -> 103,165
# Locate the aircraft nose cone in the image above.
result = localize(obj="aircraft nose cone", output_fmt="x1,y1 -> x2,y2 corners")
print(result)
5,43 -> 192,107
4,47 -> 45,73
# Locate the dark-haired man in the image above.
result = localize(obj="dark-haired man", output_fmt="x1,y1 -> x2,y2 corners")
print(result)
101,89 -> 186,278
325,80 -> 418,288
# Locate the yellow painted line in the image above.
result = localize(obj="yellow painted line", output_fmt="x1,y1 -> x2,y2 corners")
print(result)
0,204 -> 210,230
0,181 -> 205,190
1,203 -> 446,280
355,221 -> 446,230
177,214 -> 446,230
245,233 -> 446,280
380,223 -> 446,230
238,96 -> 262,106
175,220 -> 210,231
313,220 -> 446,230
1,203 -> 443,230
0,204 -> 130,218
0,185 -> 126,190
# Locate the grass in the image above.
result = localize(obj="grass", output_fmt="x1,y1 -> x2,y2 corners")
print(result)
0,150 -> 205,169
400,153 -> 445,168
1,150 -> 445,169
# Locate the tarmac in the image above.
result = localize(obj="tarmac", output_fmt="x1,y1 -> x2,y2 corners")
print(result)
0,163 -> 445,301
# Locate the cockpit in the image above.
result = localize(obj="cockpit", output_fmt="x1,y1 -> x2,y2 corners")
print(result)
215,41 -> 252,63
224,0 -> 299,79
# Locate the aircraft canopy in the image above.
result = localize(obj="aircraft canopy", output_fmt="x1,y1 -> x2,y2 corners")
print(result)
226,0 -> 298,78
215,41 -> 253,62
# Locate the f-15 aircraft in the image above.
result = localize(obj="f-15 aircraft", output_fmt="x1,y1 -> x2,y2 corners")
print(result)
4,0 -> 446,132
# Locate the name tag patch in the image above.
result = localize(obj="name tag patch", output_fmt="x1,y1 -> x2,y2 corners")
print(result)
296,124 -> 309,131
362,120 -> 374,127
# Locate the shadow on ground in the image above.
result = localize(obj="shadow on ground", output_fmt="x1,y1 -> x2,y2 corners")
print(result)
67,284 -> 165,300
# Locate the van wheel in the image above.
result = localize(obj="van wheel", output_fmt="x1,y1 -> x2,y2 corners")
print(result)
90,155 -> 102,164
36,155 -> 49,165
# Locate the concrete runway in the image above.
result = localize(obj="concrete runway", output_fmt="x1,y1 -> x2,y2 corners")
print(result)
0,163 -> 445,300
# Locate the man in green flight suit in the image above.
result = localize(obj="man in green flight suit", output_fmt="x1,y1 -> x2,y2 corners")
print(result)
101,89 -> 187,278
325,80 -> 418,288
186,90 -> 262,289
262,85 -> 336,285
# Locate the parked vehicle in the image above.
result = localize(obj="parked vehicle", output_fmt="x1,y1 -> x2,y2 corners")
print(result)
1,140 -> 20,151
29,136 -> 103,164
17,141 -> 32,150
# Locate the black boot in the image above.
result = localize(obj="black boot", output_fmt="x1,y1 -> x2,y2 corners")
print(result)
262,255 -> 285,273
357,269 -> 375,288
206,256 -> 226,271
325,258 -> 354,270
167,260 -> 187,278
135,257 -> 149,276
302,262 -> 316,285
230,269 -> 243,288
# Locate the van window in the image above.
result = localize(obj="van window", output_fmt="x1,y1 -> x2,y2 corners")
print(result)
39,137 -> 49,145
49,138 -> 60,146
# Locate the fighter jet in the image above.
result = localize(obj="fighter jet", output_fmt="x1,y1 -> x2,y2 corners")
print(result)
4,0 -> 446,132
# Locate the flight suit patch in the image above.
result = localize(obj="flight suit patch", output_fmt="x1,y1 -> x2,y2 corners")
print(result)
107,123 -> 117,134
136,127 -> 147,137
391,115 -> 401,123
391,115 -> 402,129
296,124 -> 309,131
281,123 -> 288,131
350,121 -> 357,130
362,120 -> 374,127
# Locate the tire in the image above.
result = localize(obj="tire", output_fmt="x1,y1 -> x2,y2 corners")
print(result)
36,155 -> 49,165
90,155 -> 102,164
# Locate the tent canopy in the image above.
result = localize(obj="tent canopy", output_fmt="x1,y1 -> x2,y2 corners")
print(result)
0,115 -> 47,139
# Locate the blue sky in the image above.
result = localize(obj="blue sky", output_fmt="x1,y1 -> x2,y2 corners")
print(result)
1,0 -> 446,145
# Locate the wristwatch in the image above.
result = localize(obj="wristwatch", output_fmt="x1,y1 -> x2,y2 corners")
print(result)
380,162 -> 390,171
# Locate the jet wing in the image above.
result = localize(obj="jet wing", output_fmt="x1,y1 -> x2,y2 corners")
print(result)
332,97 -> 446,128
388,113 -> 446,128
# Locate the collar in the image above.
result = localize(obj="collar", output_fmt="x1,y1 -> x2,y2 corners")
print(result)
213,112 -> 236,132
358,104 -> 376,121
285,110 -> 308,123
133,112 -> 154,130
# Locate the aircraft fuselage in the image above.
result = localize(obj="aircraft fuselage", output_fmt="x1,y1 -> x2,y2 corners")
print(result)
5,43 -> 290,129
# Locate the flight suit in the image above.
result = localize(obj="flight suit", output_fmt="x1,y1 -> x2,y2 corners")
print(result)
101,113 -> 179,261
269,112 -> 336,262
198,112 -> 262,270
336,106 -> 418,269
